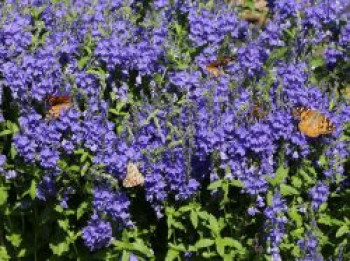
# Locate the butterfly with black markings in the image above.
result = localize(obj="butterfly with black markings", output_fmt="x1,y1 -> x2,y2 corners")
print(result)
292,107 -> 336,138
123,162 -> 145,188
46,95 -> 73,120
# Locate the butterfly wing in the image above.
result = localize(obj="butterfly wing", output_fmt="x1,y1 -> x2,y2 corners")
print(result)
123,162 -> 145,188
295,108 -> 335,137
46,96 -> 73,119
205,57 -> 234,77
317,114 -> 336,135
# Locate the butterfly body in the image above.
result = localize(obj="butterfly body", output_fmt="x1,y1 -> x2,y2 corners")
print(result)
46,95 -> 73,119
123,162 -> 145,188
293,107 -> 335,138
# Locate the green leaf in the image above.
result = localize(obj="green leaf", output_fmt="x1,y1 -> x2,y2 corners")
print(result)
77,202 -> 89,220
208,215 -> 220,236
291,177 -> 302,189
0,130 -> 12,136
0,247 -> 10,260
266,191 -> 273,206
165,249 -> 179,261
10,146 -> 17,159
69,165 -> 80,173
336,225 -> 349,238
190,211 -> 198,229
207,180 -> 222,190
132,239 -> 154,257
288,206 -> 302,226
310,57 -> 324,69
280,184 -> 299,196
267,164 -> 289,186
121,251 -> 130,261
29,180 -> 36,200
178,205 -> 193,213
195,239 -> 215,249
168,243 -> 186,252
17,248 -> 27,257
0,187 -> 8,206
202,251 -> 217,258
216,238 -> 225,257
6,233 -> 22,247
78,56 -> 90,70
221,237 -> 243,250
230,179 -> 243,187
50,242 -> 70,256
58,219 -> 70,231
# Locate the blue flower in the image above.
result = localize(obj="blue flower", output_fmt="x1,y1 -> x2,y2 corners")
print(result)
82,214 -> 113,251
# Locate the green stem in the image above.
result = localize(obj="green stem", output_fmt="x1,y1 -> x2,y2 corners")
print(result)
34,204 -> 37,261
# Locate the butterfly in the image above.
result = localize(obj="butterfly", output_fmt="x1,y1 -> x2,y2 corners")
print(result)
205,56 -> 234,77
122,162 -> 145,188
237,0 -> 269,25
292,107 -> 336,138
46,95 -> 73,119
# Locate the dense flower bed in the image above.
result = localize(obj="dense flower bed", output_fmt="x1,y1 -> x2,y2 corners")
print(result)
0,0 -> 349,260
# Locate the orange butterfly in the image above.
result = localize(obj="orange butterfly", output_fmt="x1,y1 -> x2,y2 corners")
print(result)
123,162 -> 145,188
205,56 -> 234,77
46,95 -> 73,119
292,107 -> 336,138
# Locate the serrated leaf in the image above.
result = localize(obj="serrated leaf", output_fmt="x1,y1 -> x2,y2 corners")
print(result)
195,239 -> 214,249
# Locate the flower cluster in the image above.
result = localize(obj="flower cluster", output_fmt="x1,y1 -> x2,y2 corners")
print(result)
0,0 -> 348,258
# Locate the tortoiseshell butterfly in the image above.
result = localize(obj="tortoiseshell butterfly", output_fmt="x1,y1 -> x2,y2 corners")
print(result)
292,107 -> 335,138
205,56 -> 234,77
46,95 -> 73,120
